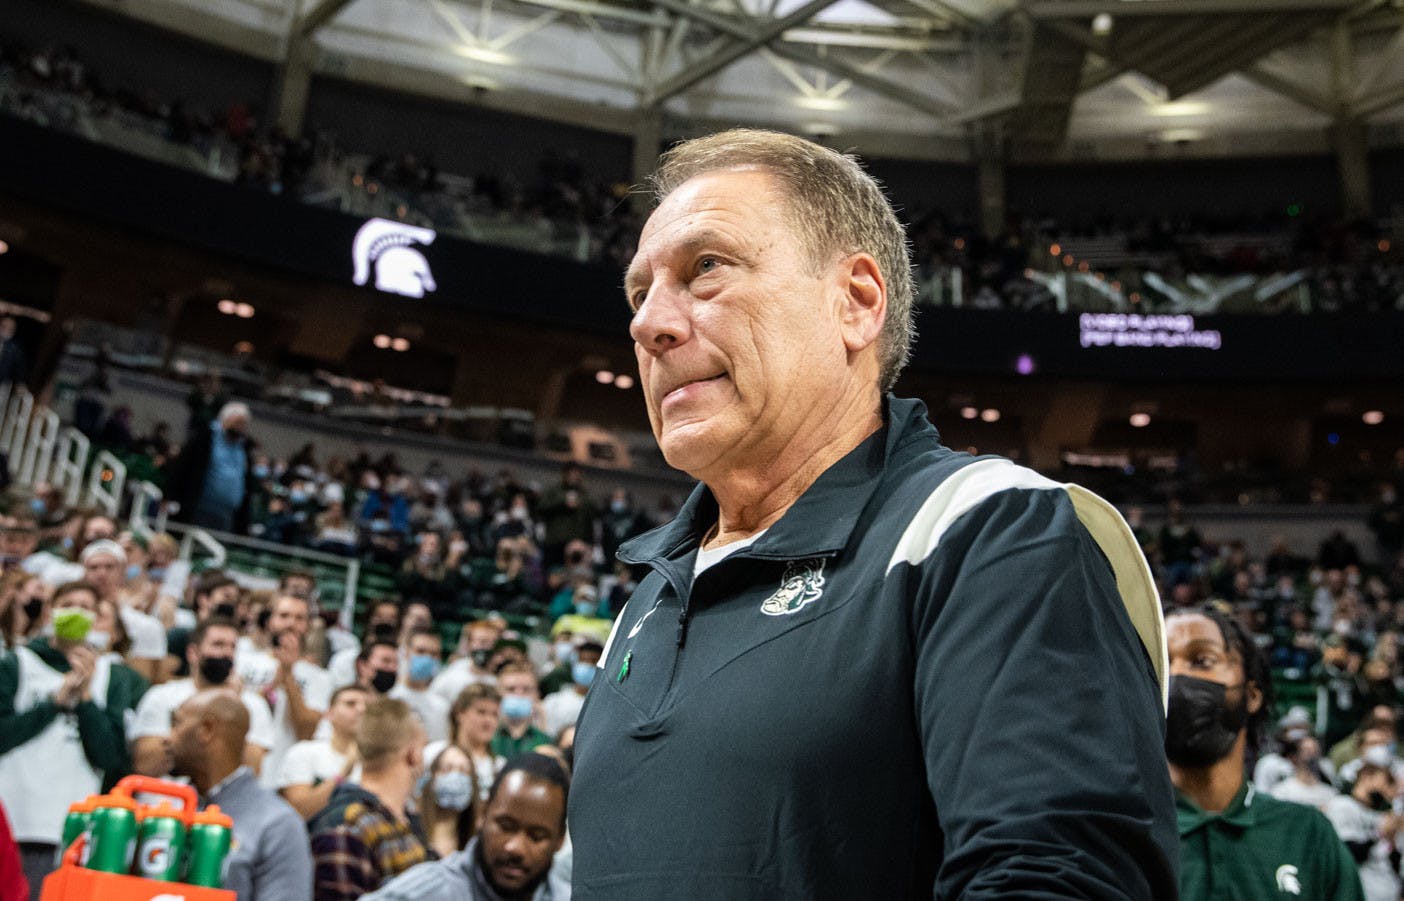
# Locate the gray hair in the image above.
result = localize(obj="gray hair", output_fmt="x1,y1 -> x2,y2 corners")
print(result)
649,129 -> 915,392
217,402 -> 251,426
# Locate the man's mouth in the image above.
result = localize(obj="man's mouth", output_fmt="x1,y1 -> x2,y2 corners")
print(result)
662,373 -> 727,406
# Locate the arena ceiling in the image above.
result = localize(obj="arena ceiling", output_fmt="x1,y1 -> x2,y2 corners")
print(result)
81,0 -> 1404,160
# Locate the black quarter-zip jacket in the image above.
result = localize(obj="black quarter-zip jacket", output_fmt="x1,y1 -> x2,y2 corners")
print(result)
570,397 -> 1178,900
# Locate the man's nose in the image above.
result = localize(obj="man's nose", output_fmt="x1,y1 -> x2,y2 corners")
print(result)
629,282 -> 691,354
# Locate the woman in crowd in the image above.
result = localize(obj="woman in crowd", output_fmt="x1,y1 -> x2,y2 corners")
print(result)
419,744 -> 480,859
1270,734 -> 1341,810
426,683 -> 503,804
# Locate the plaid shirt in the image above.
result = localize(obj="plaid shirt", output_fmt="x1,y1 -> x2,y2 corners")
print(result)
310,783 -> 431,901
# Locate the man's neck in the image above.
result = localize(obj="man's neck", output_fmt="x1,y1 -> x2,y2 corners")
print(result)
330,730 -> 356,755
700,393 -> 881,549
406,681 -> 429,692
359,770 -> 411,820
1171,736 -> 1248,814
196,760 -> 242,796
505,719 -> 531,739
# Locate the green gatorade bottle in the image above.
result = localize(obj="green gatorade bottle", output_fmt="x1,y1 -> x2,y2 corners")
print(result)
185,805 -> 233,888
133,802 -> 187,881
84,794 -> 139,874
60,798 -> 96,861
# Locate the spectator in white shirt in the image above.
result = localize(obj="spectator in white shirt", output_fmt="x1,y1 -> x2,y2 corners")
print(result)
236,594 -> 332,788
358,640 -> 402,698
82,540 -> 166,683
328,601 -> 400,689
430,620 -> 501,704
131,616 -> 276,776
1324,763 -> 1404,901
540,639 -> 601,737
278,685 -> 367,820
390,627 -> 450,744
1270,734 -> 1341,810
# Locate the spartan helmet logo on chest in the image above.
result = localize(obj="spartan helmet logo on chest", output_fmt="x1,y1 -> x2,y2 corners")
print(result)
760,558 -> 827,616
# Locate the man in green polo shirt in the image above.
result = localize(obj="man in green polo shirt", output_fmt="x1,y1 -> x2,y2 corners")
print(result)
490,661 -> 552,757
1169,604 -> 1364,900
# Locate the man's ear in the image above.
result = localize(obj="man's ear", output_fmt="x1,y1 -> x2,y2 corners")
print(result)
836,253 -> 887,355
1246,679 -> 1263,716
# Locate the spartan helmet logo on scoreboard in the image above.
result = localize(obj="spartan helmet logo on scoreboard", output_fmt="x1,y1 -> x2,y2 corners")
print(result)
352,218 -> 438,298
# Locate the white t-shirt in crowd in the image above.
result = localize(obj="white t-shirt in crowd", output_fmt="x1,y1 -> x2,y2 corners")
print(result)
327,647 -> 358,690
1268,775 -> 1339,810
541,689 -> 586,737
130,678 -> 276,749
390,684 -> 450,744
276,739 -> 359,789
119,606 -> 168,661
235,647 -> 333,789
1324,794 -> 1400,901
326,627 -> 359,656
430,659 -> 495,705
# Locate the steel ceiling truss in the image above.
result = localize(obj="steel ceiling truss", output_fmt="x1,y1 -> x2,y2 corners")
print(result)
290,0 -> 1404,149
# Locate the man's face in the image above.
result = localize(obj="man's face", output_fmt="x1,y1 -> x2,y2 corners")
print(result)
327,689 -> 368,734
1167,613 -> 1252,699
479,772 -> 565,895
408,633 -> 441,662
625,168 -> 865,478
367,604 -> 400,638
499,670 -> 539,702
577,647 -> 602,669
1,521 -> 38,558
200,584 -> 241,619
468,625 -> 498,654
168,701 -> 203,777
459,699 -> 501,746
268,597 -> 310,638
282,575 -> 314,598
362,645 -> 400,689
83,553 -> 124,596
222,414 -> 249,439
193,625 -> 238,671
55,588 -> 97,615
402,604 -> 433,636
82,517 -> 115,545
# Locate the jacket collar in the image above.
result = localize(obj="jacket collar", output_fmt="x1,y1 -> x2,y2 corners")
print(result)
619,395 -> 938,566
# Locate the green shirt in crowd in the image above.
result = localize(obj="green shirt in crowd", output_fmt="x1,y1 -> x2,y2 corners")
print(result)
489,724 -> 552,759
1178,780 -> 1365,901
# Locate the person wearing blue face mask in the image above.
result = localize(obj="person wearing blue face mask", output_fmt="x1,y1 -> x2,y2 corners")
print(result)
390,627 -> 450,744
541,639 -> 602,738
491,663 -> 551,758
417,744 -> 480,860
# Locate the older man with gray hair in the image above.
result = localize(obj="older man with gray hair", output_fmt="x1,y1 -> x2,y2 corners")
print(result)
167,401 -> 254,532
570,129 -> 1177,899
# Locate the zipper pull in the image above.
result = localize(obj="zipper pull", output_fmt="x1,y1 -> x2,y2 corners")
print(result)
616,650 -> 633,683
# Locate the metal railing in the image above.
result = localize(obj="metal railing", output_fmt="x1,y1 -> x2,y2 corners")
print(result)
163,522 -> 360,629
0,379 -> 361,619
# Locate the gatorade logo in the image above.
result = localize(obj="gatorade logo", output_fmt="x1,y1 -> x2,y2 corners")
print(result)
139,837 -> 172,876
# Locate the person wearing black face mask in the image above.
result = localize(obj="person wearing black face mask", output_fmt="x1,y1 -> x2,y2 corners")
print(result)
130,617 -> 278,777
1325,763 -> 1404,901
1168,605 -> 1365,900
328,601 -> 400,690
358,640 -> 403,697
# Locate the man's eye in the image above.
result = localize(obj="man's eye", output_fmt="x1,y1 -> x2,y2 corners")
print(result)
629,290 -> 647,310
697,256 -> 720,274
